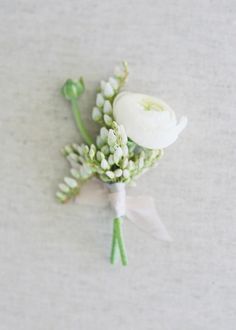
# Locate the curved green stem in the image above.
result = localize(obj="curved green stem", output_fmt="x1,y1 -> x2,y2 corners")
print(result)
71,99 -> 93,145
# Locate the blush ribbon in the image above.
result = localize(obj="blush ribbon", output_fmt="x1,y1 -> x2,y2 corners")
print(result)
75,178 -> 172,242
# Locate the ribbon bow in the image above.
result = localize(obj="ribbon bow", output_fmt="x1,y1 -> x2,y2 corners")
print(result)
76,178 -> 171,265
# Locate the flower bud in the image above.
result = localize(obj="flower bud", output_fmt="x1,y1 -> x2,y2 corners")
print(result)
101,145 -> 110,155
115,169 -> 123,178
121,157 -> 128,169
108,155 -> 114,165
96,93 -> 104,107
103,100 -> 112,114
122,145 -> 128,157
123,169 -> 130,179
109,77 -> 119,90
100,127 -> 109,140
92,107 -> 102,121
96,151 -> 105,161
114,66 -> 126,78
106,171 -> 115,179
59,183 -> 70,193
64,177 -> 78,188
104,114 -> 112,126
114,147 -> 123,164
82,145 -> 89,155
89,145 -> 96,159
62,78 -> 85,100
107,129 -> 117,146
96,136 -> 104,148
70,168 -> 80,179
104,83 -> 114,98
128,160 -> 135,170
56,192 -> 67,203
101,159 -> 109,170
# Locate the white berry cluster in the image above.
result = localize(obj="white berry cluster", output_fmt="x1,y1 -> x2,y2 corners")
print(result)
92,61 -> 128,127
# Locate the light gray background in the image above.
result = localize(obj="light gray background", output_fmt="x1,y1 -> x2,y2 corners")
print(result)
0,0 -> 235,329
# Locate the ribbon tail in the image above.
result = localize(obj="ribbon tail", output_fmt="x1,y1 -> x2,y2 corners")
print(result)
126,196 -> 172,242
75,177 -> 109,207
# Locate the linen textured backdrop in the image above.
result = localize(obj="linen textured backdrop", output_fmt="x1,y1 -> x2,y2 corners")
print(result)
0,0 -> 235,329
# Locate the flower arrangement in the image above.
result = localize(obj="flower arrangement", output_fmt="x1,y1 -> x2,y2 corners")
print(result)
56,62 -> 187,266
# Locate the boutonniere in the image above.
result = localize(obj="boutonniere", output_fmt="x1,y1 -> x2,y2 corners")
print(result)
56,62 -> 187,266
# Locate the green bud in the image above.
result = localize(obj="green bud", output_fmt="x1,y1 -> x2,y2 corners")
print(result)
62,78 -> 85,100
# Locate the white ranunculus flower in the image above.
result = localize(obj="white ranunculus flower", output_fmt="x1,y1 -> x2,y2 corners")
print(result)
113,92 -> 187,149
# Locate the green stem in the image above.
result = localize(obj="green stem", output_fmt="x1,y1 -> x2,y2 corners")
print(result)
110,218 -> 128,266
110,220 -> 118,264
71,99 -> 93,145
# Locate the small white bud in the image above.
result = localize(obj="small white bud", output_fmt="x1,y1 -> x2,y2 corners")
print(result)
114,65 -> 126,78
70,168 -> 80,179
115,169 -> 123,178
64,177 -> 77,188
104,114 -> 112,126
114,147 -> 123,164
128,160 -> 135,170
123,169 -> 130,179
121,157 -> 128,169
108,154 -> 114,165
92,107 -> 102,121
106,171 -> 115,179
103,100 -> 112,114
96,93 -> 104,107
89,147 -> 95,159
59,183 -> 70,193
101,145 -> 110,155
122,145 -> 128,157
96,135 -> 104,148
64,145 -> 73,154
82,145 -> 89,155
100,127 -> 109,140
103,83 -> 114,97
107,129 -> 117,146
96,151 -> 105,161
101,159 -> 109,170
56,192 -> 67,202
109,77 -> 119,90
68,153 -> 79,162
